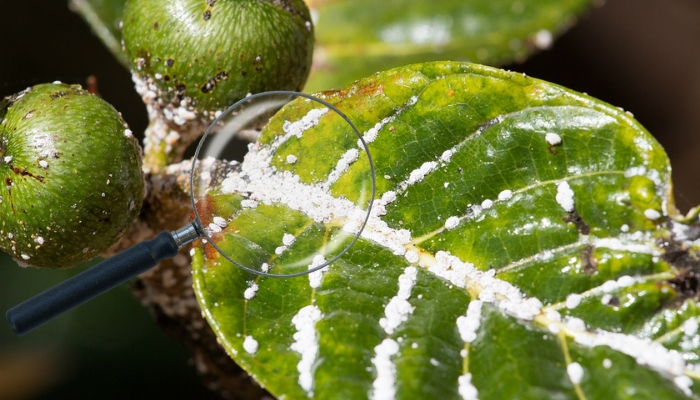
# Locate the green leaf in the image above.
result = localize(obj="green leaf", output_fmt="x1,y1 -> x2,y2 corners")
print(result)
193,61 -> 700,399
304,0 -> 596,91
69,0 -> 129,67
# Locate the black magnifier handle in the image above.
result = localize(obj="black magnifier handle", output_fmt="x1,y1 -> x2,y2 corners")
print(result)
6,224 -> 200,336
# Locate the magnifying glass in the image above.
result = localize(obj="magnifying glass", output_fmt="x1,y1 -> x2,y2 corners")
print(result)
6,91 -> 376,335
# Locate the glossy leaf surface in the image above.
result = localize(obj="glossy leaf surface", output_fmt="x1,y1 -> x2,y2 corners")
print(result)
304,0 -> 595,91
192,62 -> 700,399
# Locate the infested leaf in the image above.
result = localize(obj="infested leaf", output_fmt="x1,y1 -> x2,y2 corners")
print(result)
192,61 -> 700,399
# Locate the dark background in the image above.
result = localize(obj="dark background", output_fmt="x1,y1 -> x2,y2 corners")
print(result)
1,1 -> 699,399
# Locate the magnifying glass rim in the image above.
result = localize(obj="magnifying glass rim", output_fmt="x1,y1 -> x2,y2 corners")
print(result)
190,90 -> 377,278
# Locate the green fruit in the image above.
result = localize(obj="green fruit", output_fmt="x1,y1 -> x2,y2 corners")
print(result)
122,0 -> 314,123
0,83 -> 145,268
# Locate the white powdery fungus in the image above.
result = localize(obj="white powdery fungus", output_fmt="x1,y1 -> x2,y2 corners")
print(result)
545,133 -> 562,146
290,305 -> 323,396
282,233 -> 297,246
644,209 -> 662,220
445,216 -> 460,230
456,300 -> 483,343
566,317 -> 587,332
212,216 -> 228,228
405,250 -> 420,263
325,148 -> 359,188
307,255 -> 328,289
429,251 -> 542,321
275,246 -> 287,255
565,293 -> 582,309
458,373 -> 479,400
441,149 -> 456,163
280,108 -> 329,144
567,362 -> 584,384
555,181 -> 575,212
370,338 -> 400,400
357,116 -> 396,148
571,329 -> 686,378
379,267 -> 418,335
497,190 -> 513,201
244,282 -> 259,300
398,161 -> 439,191
683,318 -> 699,337
243,335 -> 259,354
593,237 -> 659,256
674,375 -> 693,396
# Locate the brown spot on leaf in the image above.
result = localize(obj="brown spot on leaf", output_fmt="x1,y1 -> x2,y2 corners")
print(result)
563,210 -> 590,235
581,245 -> 597,274
203,10 -> 211,20
165,59 -> 174,67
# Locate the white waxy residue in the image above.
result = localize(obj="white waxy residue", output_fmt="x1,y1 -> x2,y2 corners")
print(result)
357,116 -> 396,148
307,255 -> 328,289
286,154 -> 297,164
370,338 -> 400,400
644,209 -> 662,220
441,148 -> 456,163
280,108 -> 329,144
683,318 -> 699,337
244,282 -> 259,300
458,373 -> 479,400
498,190 -> 513,201
282,233 -> 296,246
405,250 -> 419,263
674,375 -> 693,396
545,133 -> 562,145
565,293 -> 582,309
325,148 -> 359,188
290,305 -> 323,395
445,216 -> 460,230
555,181 -> 575,212
398,161 -> 439,191
481,199 -> 493,209
39,160 -> 49,169
212,216 -> 228,229
379,267 -> 418,335
456,300 -> 483,343
572,329 -> 686,377
243,335 -> 259,354
603,358 -> 612,369
567,362 -> 584,384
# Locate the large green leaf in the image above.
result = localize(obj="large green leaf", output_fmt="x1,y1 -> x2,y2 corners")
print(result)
305,0 -> 596,91
192,61 -> 700,399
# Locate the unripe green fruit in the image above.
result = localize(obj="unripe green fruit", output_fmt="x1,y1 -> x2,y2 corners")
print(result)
0,83 -> 145,268
122,0 -> 314,123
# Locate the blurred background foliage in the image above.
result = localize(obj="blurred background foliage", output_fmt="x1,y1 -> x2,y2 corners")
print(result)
0,0 -> 699,399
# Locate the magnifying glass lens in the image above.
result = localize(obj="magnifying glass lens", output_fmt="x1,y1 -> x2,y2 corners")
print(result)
192,92 -> 374,277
